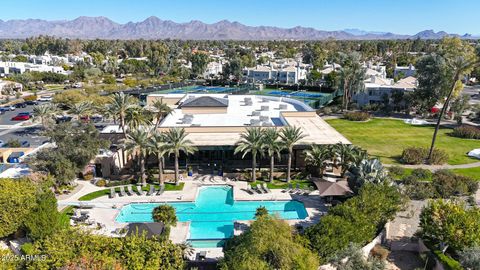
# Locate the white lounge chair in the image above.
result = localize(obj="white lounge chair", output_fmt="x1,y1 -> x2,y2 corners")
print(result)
126,185 -> 134,196
156,184 -> 165,196
262,183 -> 271,193
109,187 -> 116,198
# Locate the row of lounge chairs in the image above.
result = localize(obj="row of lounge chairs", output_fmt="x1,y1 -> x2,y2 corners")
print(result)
246,183 -> 271,194
282,183 -> 313,195
109,184 -> 165,198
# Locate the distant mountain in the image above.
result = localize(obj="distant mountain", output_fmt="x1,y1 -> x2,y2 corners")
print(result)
0,16 -> 475,40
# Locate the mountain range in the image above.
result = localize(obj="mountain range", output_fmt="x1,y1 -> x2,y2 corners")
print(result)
0,16 -> 475,40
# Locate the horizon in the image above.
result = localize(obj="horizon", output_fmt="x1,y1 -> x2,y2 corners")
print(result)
1,0 -> 479,36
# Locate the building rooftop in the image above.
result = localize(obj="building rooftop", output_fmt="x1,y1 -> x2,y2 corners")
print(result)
181,96 -> 228,107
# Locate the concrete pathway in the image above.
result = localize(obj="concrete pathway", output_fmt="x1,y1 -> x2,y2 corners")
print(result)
383,161 -> 480,171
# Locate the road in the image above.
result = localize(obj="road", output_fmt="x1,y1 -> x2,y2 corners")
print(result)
0,104 -> 36,126
0,126 -> 48,147
464,85 -> 480,105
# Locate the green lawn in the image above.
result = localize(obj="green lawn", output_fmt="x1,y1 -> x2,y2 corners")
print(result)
327,118 -> 479,165
78,182 -> 184,201
450,167 -> 480,180
248,179 -> 315,190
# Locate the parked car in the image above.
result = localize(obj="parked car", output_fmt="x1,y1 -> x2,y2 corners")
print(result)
91,115 -> 103,123
56,115 -> 73,124
7,152 -> 24,163
38,95 -> 53,102
15,102 -> 27,108
20,141 -> 30,147
25,100 -> 38,105
11,112 -> 32,121
7,105 -> 16,111
0,107 -> 10,112
0,140 -> 5,147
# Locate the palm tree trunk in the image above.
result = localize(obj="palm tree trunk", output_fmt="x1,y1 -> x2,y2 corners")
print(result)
158,153 -> 164,185
120,114 -> 127,138
174,153 -> 180,186
269,156 -> 274,182
251,153 -> 256,182
140,153 -> 146,186
286,149 -> 292,183
427,73 -> 460,163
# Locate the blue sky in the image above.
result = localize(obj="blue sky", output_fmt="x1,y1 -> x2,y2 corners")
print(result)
1,0 -> 478,35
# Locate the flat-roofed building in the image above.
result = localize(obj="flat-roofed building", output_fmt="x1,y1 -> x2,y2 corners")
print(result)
137,93 -> 350,172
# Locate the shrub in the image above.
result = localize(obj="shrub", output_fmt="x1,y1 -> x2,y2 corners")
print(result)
388,166 -> 405,178
401,147 -> 448,165
344,111 -> 371,121
432,170 -> 478,198
411,168 -> 432,181
95,179 -> 106,187
371,245 -> 389,260
452,125 -> 480,139
458,246 -> 480,270
405,182 -> 436,200
401,147 -> 427,164
152,205 -> 177,227
83,173 -> 94,181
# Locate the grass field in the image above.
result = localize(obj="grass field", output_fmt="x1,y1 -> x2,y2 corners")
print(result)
450,167 -> 480,180
327,118 -> 479,165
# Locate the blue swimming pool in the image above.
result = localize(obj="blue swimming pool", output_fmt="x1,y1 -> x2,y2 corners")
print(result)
116,186 -> 308,247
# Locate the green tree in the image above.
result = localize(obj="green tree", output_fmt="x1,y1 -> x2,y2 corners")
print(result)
152,205 -> 177,227
190,52 -> 210,78
107,92 -> 137,138
420,199 -> 480,251
255,206 -> 269,218
24,190 -> 65,241
235,127 -> 265,182
148,132 -> 168,185
304,144 -> 330,177
150,100 -> 172,129
333,143 -> 368,177
220,216 -> 319,270
125,128 -> 150,186
68,101 -> 93,121
427,37 -> 479,163
348,159 -> 389,194
0,178 -> 37,237
280,126 -> 306,183
262,128 -> 283,182
125,106 -> 152,130
338,52 -> 366,111
164,128 -> 197,185
330,244 -> 385,270
33,103 -> 59,129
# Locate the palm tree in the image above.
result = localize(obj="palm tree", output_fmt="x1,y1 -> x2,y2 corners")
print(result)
125,106 -> 152,130
164,128 -> 197,185
428,57 -> 479,162
124,128 -> 150,186
304,145 -> 330,177
148,132 -> 168,185
68,101 -> 92,121
338,52 -> 366,111
235,127 -> 264,182
108,92 -> 137,138
334,143 -> 368,176
33,104 -> 59,129
262,128 -> 283,182
279,126 -> 306,183
150,100 -> 172,129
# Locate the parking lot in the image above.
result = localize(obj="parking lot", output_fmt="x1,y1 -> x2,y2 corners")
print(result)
0,126 -> 48,147
0,104 -> 36,126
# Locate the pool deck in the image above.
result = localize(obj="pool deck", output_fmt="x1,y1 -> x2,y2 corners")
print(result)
58,176 -> 327,260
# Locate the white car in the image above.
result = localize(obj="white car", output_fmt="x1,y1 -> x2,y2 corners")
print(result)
38,95 -> 53,102
7,105 -> 16,111
0,140 -> 5,148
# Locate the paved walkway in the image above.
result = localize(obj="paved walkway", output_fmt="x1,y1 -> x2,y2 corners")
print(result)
383,161 -> 480,171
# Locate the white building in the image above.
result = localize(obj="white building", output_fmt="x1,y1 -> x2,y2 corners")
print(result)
353,76 -> 417,106
243,63 -> 307,84
203,61 -> 223,78
0,62 -> 68,76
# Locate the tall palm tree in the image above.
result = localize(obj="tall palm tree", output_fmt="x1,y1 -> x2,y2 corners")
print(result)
304,145 -> 330,177
338,52 -> 366,111
280,126 -> 306,183
148,132 -> 168,185
33,104 -> 59,129
235,127 -> 264,182
150,100 -> 172,129
108,92 -> 137,138
164,128 -> 197,185
428,57 -> 479,162
124,128 -> 150,186
68,101 -> 92,121
262,128 -> 283,182
125,106 -> 152,131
